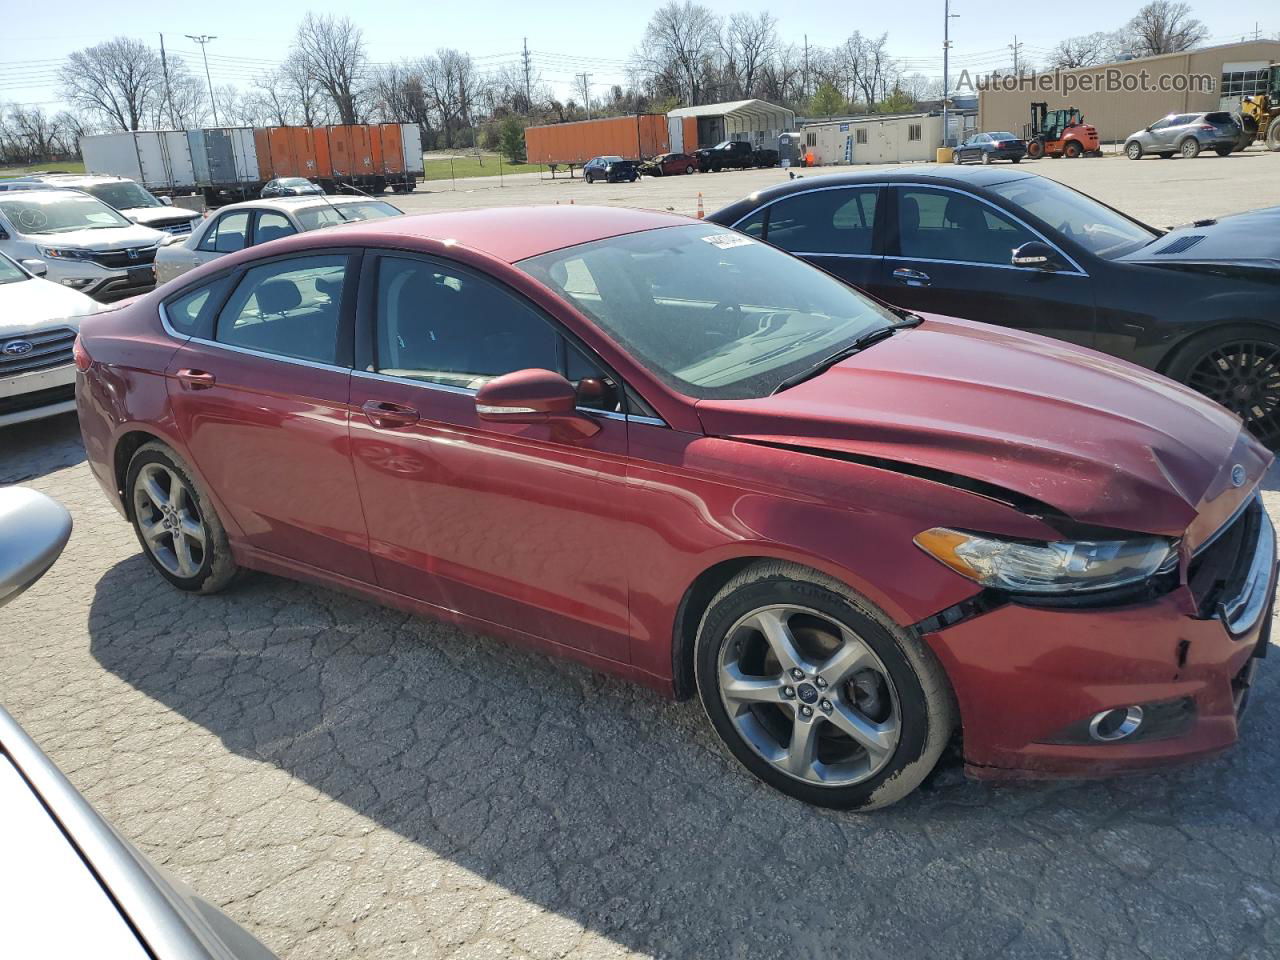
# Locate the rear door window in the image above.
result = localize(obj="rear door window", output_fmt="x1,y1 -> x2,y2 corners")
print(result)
215,254 -> 348,364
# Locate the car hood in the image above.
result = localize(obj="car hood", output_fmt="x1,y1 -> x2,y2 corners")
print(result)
125,206 -> 200,226
1115,206 -> 1280,268
0,276 -> 98,336
23,223 -> 167,250
695,315 -> 1271,541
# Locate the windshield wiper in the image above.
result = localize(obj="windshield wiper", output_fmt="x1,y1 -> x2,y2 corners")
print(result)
772,319 -> 920,395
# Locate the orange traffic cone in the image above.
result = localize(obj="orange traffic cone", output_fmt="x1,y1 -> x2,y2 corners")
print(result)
696,193 -> 704,219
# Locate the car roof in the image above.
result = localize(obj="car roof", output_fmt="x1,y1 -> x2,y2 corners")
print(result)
718,164 -> 1037,210
211,195 -> 377,213
25,174 -> 130,187
284,205 -> 693,263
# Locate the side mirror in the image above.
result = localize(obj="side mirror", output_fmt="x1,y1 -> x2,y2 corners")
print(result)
475,368 -> 600,439
160,196 -> 173,206
0,226 -> 8,240
0,488 -> 72,610
1011,240 -> 1062,271
19,258 -> 48,277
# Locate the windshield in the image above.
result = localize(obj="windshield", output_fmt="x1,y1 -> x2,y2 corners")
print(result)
0,252 -> 28,284
281,178 -> 313,187
0,193 -> 132,235
987,177 -> 1158,259
85,181 -> 161,210
518,223 -> 901,400
294,200 -> 401,231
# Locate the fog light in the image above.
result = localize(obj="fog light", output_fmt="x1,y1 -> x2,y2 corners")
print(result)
60,278 -> 94,289
1088,706 -> 1144,742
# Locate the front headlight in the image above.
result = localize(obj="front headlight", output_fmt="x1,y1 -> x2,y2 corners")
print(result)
914,528 -> 1175,595
40,246 -> 94,261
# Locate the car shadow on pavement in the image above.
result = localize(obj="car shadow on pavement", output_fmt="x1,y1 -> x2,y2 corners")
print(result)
0,412 -> 85,484
88,555 -> 1280,959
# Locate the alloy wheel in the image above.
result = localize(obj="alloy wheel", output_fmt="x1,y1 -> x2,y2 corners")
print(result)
132,463 -> 208,578
716,604 -> 900,786
1186,339 -> 1280,447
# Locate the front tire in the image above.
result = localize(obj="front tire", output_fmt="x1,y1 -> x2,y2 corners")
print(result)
1125,141 -> 1143,160
126,442 -> 238,593
584,172 -> 594,184
1166,325 -> 1280,449
685,164 -> 695,175
694,561 -> 955,810
981,151 -> 992,165
1180,137 -> 1201,159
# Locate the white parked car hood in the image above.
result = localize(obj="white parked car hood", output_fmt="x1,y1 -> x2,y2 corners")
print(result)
30,223 -> 166,250
0,277 -> 99,338
126,206 -> 200,227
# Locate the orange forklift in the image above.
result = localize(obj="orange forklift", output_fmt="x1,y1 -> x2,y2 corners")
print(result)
1024,102 -> 1101,158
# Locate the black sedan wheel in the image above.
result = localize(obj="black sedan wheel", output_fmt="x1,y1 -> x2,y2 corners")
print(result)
981,151 -> 992,165
1171,331 -> 1280,447
585,172 -> 594,184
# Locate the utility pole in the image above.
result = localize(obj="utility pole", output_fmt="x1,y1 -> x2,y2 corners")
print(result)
159,33 -> 176,128
942,1 -> 959,148
186,34 -> 219,126
803,35 -> 810,101
1009,36 -> 1023,75
522,38 -> 532,112
578,72 -> 592,120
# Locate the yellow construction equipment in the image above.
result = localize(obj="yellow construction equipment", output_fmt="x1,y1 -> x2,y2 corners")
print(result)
1238,63 -> 1280,152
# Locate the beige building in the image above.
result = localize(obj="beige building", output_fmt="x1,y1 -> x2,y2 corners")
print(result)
978,40 -> 1280,143
799,113 -> 946,166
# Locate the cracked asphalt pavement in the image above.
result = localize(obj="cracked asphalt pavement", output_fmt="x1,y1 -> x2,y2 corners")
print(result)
4,413 -> 1280,960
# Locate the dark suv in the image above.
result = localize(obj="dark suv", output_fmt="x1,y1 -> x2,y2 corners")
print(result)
1124,112 -> 1242,159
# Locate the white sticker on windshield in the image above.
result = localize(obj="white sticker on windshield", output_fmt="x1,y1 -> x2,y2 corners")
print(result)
701,233 -> 754,249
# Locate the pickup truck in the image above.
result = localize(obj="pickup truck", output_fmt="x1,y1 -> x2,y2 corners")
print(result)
694,141 -> 780,172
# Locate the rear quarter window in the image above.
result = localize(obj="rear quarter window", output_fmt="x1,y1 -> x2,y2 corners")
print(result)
163,276 -> 233,337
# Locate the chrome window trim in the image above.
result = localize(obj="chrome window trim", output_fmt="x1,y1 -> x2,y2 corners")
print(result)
728,180 -> 1088,277
185,335 -> 349,373
157,302 -> 190,341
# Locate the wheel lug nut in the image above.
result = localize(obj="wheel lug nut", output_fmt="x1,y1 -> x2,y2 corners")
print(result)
815,677 -> 827,688
782,686 -> 795,698
800,705 -> 813,718
790,668 -> 804,680
820,699 -> 832,712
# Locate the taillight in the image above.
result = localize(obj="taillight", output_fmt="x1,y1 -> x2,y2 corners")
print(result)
1198,124 -> 1215,131
73,334 -> 91,372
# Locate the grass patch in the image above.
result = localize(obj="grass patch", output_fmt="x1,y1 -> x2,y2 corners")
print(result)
422,152 -> 545,182
0,160 -> 86,179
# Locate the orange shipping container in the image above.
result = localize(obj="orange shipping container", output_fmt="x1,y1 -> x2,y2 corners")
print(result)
329,125 -> 377,177
378,123 -> 405,175
524,115 -> 669,166
253,129 -> 274,179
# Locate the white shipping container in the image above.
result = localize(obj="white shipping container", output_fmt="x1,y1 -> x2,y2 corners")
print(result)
400,123 -> 424,175
80,131 -> 196,191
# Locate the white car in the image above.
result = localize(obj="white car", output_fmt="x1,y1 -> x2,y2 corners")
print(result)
22,174 -> 202,237
154,195 -> 403,284
0,189 -> 167,302
0,252 -> 99,427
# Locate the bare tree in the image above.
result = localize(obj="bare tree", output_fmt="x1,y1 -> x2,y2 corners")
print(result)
6,104 -> 60,161
720,12 -> 777,99
59,37 -> 164,131
292,13 -> 367,125
1124,1 -> 1207,57
641,1 -> 720,104
1047,31 -> 1128,69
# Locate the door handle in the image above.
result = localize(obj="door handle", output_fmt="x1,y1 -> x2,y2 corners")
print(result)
892,267 -> 931,286
175,368 -> 216,390
362,399 -> 419,429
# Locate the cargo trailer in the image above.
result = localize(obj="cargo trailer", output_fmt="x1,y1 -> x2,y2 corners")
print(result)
80,131 -> 196,193
524,115 -> 669,173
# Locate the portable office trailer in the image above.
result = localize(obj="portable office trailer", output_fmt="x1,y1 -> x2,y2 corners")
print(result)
799,114 -> 943,165
80,131 -> 197,193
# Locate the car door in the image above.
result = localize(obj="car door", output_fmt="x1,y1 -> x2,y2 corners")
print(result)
346,251 -> 632,661
734,185 -> 884,293
1148,116 -> 1177,149
164,249 -> 374,582
867,184 -> 1096,348
192,208 -> 251,270
965,134 -> 986,161
251,209 -> 298,246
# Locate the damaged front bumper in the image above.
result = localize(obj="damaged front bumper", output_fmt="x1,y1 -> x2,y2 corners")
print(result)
922,498 -> 1277,780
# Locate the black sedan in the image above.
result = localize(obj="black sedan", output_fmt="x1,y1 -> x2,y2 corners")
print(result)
259,177 -> 323,198
953,131 -> 1026,164
709,167 -> 1280,445
582,156 -> 639,184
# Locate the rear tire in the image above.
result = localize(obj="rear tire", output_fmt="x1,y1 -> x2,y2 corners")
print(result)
1165,325 -> 1280,449
1179,137 -> 1201,159
1125,141 -> 1143,160
1268,123 -> 1280,153
1010,156 -> 1021,163
126,442 -> 239,594
685,164 -> 695,175
694,561 -> 956,810
1063,140 -> 1083,158
1214,146 -> 1233,157
981,151 -> 992,165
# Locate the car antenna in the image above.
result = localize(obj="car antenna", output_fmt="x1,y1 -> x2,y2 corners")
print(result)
338,181 -> 376,200
313,187 -> 353,223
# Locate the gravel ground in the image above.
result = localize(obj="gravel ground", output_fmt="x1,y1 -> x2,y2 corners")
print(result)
3,154 -> 1280,959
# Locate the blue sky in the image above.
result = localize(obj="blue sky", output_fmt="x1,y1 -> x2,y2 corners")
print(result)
2,1 -> 1275,112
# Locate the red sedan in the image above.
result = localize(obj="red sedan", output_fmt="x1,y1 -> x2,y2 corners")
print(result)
639,152 -> 698,176
75,206 -> 1275,809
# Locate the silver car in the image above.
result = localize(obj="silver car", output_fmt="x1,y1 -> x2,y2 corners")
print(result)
1124,111 -> 1241,160
154,196 -> 403,285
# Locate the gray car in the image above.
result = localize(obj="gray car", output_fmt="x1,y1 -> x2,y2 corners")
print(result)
1124,111 -> 1240,160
